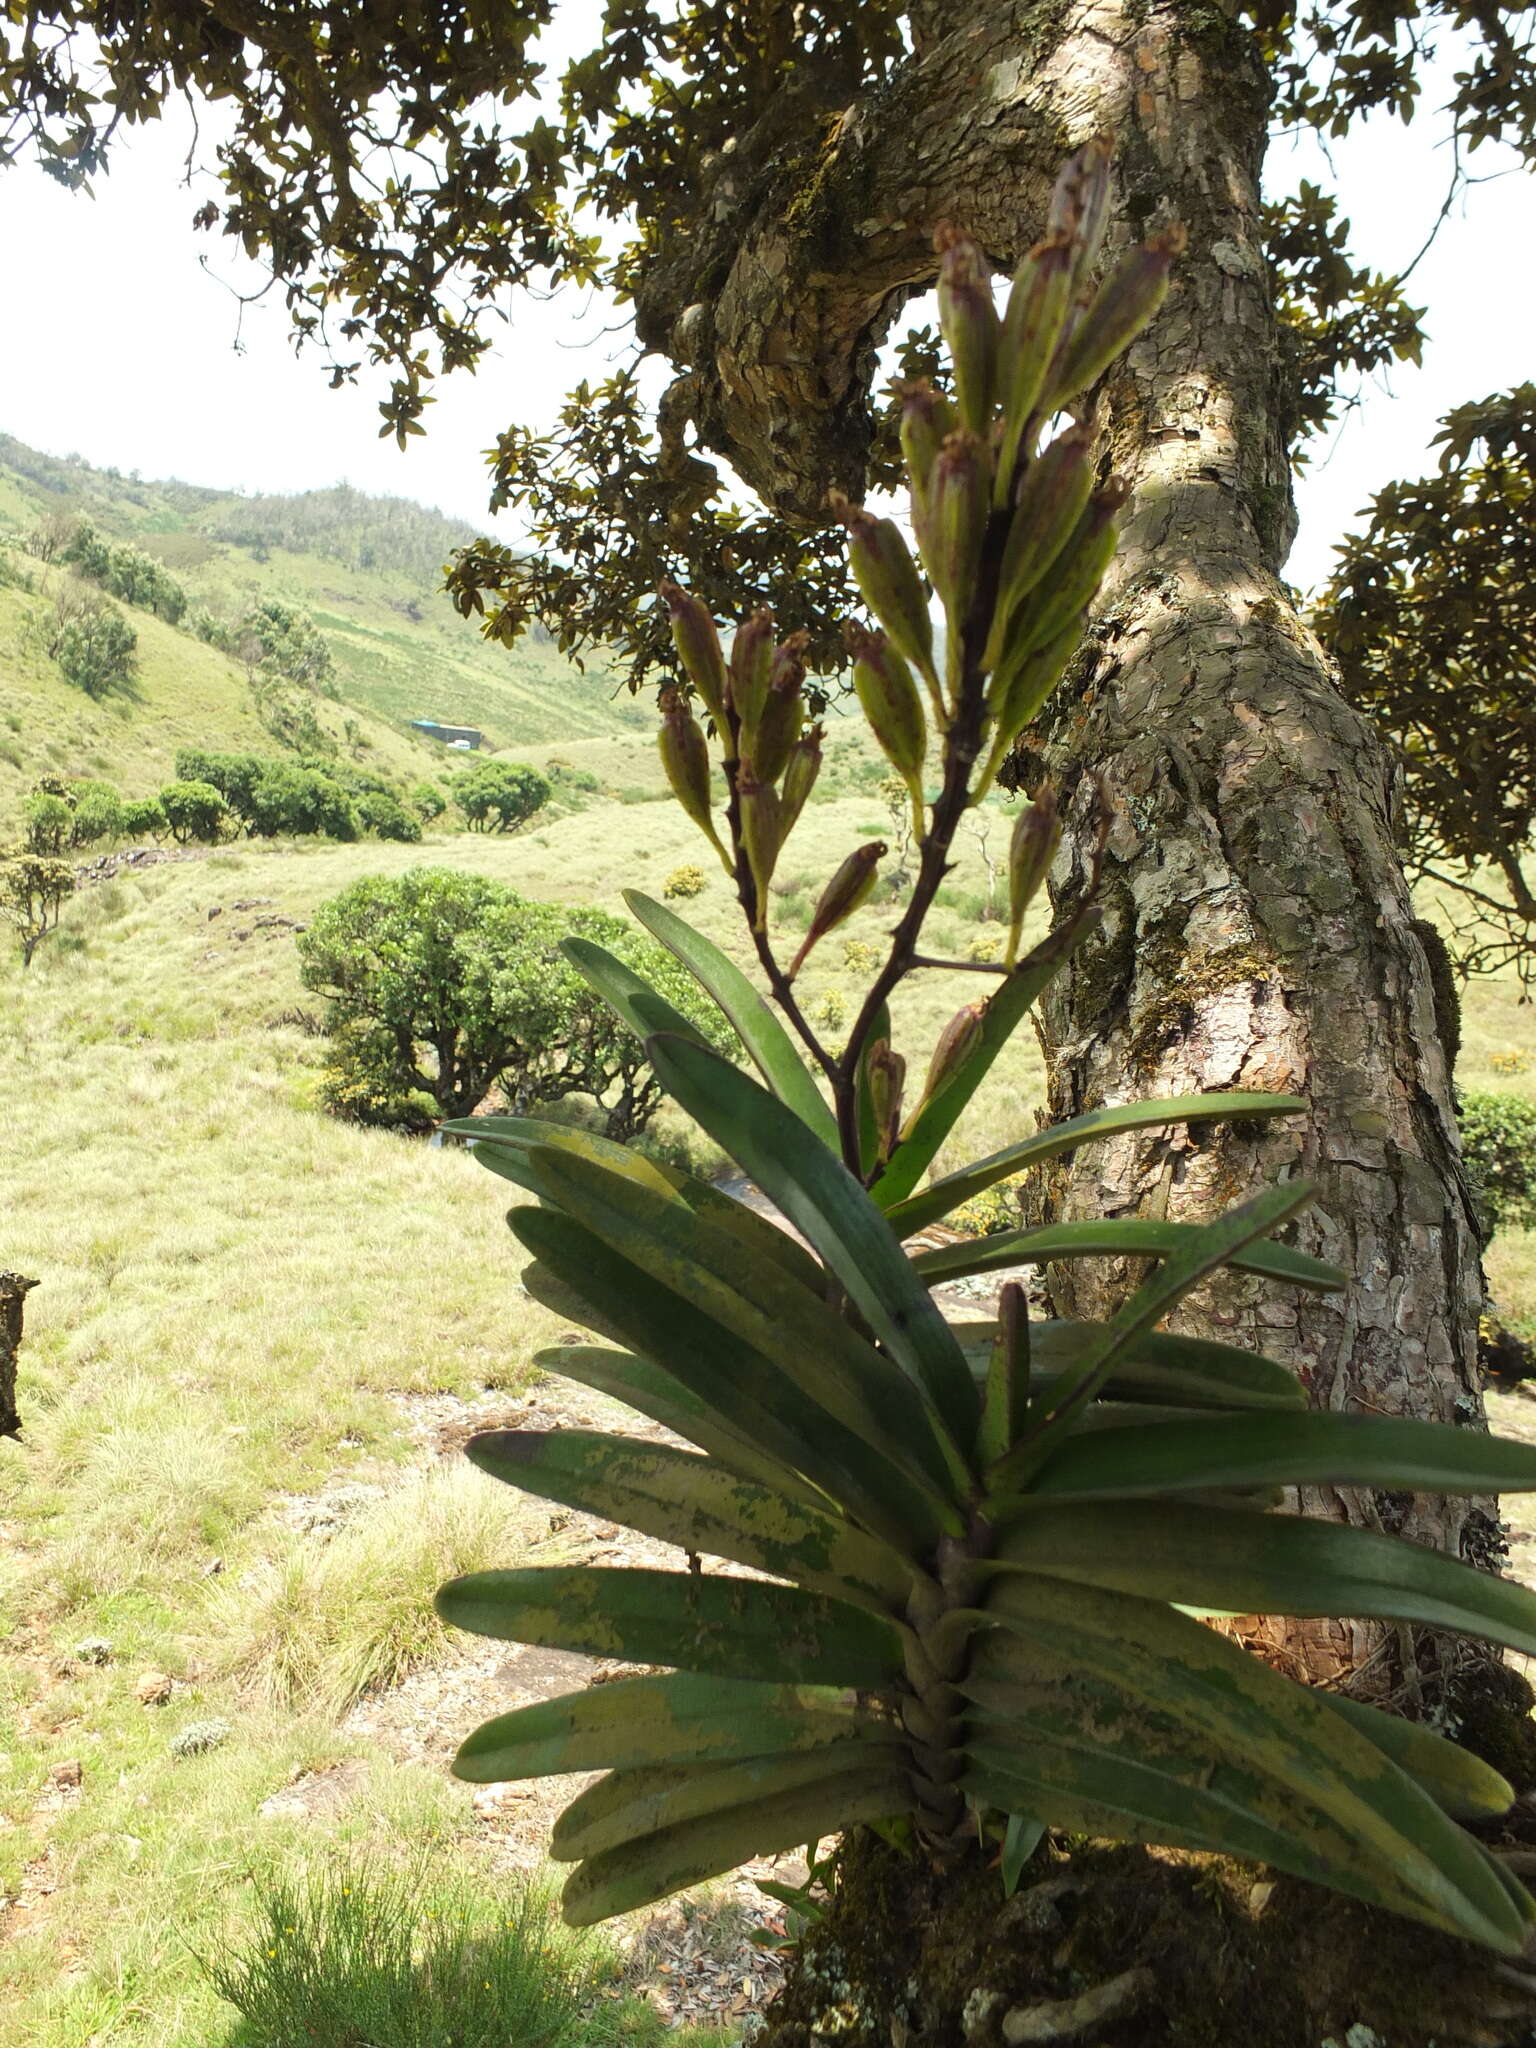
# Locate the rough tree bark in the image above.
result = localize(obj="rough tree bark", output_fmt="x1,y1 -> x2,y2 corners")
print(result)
0,1270 -> 36,1439
635,0 -> 1491,1696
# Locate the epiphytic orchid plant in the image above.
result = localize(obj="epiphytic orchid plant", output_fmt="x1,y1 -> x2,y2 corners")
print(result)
435,143 -> 1536,1953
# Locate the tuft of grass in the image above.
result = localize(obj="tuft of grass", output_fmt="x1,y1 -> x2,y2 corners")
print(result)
213,1465 -> 541,1711
203,1859 -> 687,2048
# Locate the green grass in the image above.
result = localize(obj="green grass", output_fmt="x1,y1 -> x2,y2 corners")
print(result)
205,1859 -> 694,2048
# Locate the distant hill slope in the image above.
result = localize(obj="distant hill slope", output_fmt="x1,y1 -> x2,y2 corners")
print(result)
0,435 -> 646,805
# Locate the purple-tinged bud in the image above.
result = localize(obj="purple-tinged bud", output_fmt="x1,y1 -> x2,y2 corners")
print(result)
915,1001 -> 986,1110
850,624 -> 926,836
1041,226 -> 1185,416
865,1038 -> 907,1166
659,581 -> 728,728
936,225 -> 1000,435
779,724 -> 824,838
728,608 -> 775,740
736,756 -> 783,930
922,430 -> 990,623
1005,787 -> 1061,967
788,840 -> 886,979
1047,134 -> 1114,291
832,493 -> 937,687
752,632 -> 808,786
658,686 -> 730,867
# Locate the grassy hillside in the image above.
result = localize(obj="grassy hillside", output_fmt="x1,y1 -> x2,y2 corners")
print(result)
0,434 -> 648,811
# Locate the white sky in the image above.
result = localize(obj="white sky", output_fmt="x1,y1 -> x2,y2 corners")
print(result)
0,40 -> 1529,596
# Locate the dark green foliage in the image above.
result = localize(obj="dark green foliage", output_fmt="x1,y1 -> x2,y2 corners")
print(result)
50,593 -> 138,698
454,759 -> 550,835
1460,1090 -> 1536,1235
59,519 -> 187,622
203,1860 -> 658,2048
67,778 -> 124,846
1315,387 -> 1536,983
408,780 -> 447,822
119,794 -> 167,840
157,780 -> 229,845
356,788 -> 422,842
244,764 -> 359,842
298,869 -> 732,1132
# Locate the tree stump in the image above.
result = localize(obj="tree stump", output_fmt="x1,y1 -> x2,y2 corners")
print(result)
0,1271 -> 37,1439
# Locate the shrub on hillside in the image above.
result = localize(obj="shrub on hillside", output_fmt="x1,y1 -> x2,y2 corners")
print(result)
662,863 -> 706,899
59,521 -> 187,623
0,851 -> 75,966
158,780 -> 229,845
49,592 -> 138,699
119,795 -> 167,840
246,763 -> 360,841
1462,1090 -> 1536,1234
298,868 -> 732,1133
21,790 -> 73,856
68,779 -> 124,847
408,780 -> 447,822
356,789 -> 422,843
194,596 -> 334,691
454,759 -> 550,834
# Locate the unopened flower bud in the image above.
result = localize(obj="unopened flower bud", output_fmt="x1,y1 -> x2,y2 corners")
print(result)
659,581 -> 728,729
779,724 -> 824,838
922,430 -> 990,624
973,622 -> 1083,803
914,1001 -> 986,1113
897,380 -> 956,542
1005,788 -> 1061,967
983,424 -> 1096,670
752,633 -> 808,785
736,758 -> 783,931
1010,478 -> 1129,656
658,686 -> 730,867
1047,134 -> 1114,294
997,232 -> 1074,491
788,840 -> 886,979
833,494 -> 937,688
729,608 -> 775,740
978,1280 -> 1030,1464
936,225 -> 1000,435
1041,226 -> 1185,416
865,1039 -> 906,1165
850,625 -> 926,838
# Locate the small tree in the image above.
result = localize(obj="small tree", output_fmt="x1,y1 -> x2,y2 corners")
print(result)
21,790 -> 73,856
50,592 -> 138,699
356,788 -> 422,842
408,781 -> 447,823
69,779 -> 124,847
158,780 -> 229,845
119,794 -> 167,841
0,851 -> 74,965
454,760 -> 550,835
298,868 -> 729,1132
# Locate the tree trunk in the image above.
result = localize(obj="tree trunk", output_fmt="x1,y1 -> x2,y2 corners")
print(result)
1020,3 -> 1492,1695
0,1271 -> 37,1440
635,0 -> 1491,1694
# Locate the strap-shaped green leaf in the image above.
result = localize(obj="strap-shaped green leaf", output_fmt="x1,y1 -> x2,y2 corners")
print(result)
531,1345 -> 833,1512
552,1736 -> 906,1862
561,934 -> 720,1051
988,1183 -> 1317,1491
868,907 -> 1094,1209
962,1575 -> 1529,1952
450,1672 -> 876,1782
914,1210 -> 1344,1294
647,1032 -> 979,1441
1015,1410 -> 1536,1504
957,1317 -> 1304,1411
561,1766 -> 912,1926
450,1113 -> 826,1293
888,1092 -> 1307,1238
511,1205 -> 950,1553
1318,1693 -> 1513,1821
988,1498 -> 1536,1659
436,1564 -> 904,1688
624,888 -> 839,1146
467,1428 -> 912,1613
531,1144 -> 968,1504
